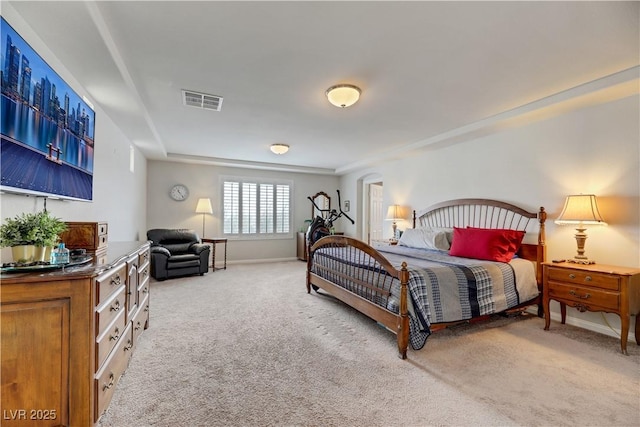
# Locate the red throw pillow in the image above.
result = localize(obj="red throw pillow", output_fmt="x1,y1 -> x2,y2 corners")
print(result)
449,227 -> 525,262
466,227 -> 525,254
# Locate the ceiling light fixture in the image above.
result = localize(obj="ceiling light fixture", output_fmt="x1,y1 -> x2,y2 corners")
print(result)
326,84 -> 361,108
270,143 -> 289,155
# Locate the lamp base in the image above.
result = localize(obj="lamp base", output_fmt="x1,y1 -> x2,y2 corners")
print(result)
573,227 -> 590,262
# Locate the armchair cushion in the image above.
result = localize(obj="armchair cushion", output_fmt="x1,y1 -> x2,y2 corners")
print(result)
147,229 -> 210,280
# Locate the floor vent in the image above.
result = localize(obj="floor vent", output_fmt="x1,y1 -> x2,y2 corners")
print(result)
182,90 -> 223,111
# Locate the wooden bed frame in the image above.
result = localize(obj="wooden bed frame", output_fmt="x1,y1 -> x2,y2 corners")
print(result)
306,198 -> 547,359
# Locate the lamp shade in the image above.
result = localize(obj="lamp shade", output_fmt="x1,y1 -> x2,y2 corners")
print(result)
385,205 -> 407,221
326,84 -> 361,108
555,194 -> 606,225
195,198 -> 213,214
270,143 -> 289,155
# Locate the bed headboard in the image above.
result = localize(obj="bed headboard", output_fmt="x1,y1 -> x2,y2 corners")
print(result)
413,198 -> 547,284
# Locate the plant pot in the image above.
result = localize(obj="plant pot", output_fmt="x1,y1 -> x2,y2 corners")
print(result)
11,245 -> 36,263
34,246 -> 54,263
45,246 -> 54,263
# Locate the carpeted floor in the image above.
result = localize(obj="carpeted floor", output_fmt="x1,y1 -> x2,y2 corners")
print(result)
99,261 -> 640,427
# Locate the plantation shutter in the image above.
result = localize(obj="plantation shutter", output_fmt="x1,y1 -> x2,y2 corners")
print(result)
222,177 -> 292,237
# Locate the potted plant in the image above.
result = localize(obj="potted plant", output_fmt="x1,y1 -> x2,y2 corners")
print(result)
32,211 -> 67,262
0,211 -> 67,264
0,212 -> 38,263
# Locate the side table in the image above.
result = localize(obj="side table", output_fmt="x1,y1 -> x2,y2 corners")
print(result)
202,238 -> 228,271
543,261 -> 640,354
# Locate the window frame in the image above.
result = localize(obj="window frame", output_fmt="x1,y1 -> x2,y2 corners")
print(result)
220,175 -> 294,240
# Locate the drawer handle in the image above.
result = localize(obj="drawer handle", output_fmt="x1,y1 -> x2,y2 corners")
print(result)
110,300 -> 121,312
575,303 -> 589,313
124,340 -> 133,351
109,328 -> 120,341
134,321 -> 142,331
110,275 -> 122,286
143,287 -> 148,294
144,305 -> 149,312
568,273 -> 576,279
569,290 -> 591,300
103,373 -> 115,391
585,275 -> 592,282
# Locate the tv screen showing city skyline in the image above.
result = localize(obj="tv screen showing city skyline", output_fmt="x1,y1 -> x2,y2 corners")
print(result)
1,16 -> 96,201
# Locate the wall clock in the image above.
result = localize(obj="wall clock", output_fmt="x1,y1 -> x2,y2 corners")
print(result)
169,184 -> 189,201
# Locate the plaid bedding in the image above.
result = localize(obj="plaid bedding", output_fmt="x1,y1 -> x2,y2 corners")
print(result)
312,244 -> 538,350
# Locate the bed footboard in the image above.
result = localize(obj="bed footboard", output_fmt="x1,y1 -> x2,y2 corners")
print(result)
306,236 -> 410,359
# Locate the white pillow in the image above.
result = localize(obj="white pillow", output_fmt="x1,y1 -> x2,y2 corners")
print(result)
398,227 -> 453,251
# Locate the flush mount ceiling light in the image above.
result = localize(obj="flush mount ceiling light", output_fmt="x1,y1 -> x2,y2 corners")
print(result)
326,84 -> 361,108
270,143 -> 290,155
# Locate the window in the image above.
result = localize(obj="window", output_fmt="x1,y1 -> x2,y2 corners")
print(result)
222,177 -> 292,238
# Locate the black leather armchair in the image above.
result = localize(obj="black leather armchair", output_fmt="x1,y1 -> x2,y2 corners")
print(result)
147,229 -> 210,280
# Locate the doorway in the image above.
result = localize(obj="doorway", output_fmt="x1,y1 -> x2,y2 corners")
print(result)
364,181 -> 384,245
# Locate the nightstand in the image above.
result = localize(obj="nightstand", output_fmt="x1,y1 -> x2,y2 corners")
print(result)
543,262 -> 640,354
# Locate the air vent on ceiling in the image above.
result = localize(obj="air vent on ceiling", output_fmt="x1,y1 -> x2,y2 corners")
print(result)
182,90 -> 223,111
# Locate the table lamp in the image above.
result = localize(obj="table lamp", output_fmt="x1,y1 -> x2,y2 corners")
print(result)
385,204 -> 407,241
554,194 -> 606,263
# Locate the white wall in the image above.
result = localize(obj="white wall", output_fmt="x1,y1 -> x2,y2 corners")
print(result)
0,6 -> 147,263
339,93 -> 640,339
146,160 -> 339,261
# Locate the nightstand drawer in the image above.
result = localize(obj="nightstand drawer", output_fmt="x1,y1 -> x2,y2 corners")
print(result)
546,267 -> 620,291
548,282 -> 619,311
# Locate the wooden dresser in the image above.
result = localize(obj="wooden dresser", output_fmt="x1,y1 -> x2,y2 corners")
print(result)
1,241 -> 150,426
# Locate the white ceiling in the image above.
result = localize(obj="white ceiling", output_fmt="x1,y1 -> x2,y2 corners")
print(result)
6,1 -> 639,175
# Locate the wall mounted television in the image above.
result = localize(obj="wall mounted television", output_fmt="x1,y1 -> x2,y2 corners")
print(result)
1,17 -> 95,202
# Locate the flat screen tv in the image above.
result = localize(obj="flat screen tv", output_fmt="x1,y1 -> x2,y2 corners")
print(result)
1,17 -> 95,201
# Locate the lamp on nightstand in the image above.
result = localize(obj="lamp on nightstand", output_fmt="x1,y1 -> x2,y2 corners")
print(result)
385,204 -> 407,242
195,198 -> 213,238
555,194 -> 606,263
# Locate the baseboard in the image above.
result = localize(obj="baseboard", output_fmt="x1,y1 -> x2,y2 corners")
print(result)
229,257 -> 299,265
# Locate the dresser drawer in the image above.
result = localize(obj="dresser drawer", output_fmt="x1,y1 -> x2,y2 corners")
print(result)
132,294 -> 150,346
95,264 -> 127,305
96,286 -> 126,336
138,248 -> 150,267
138,279 -> 150,311
138,262 -> 150,290
94,322 -> 133,422
95,309 -> 126,369
547,282 -> 620,311
546,267 -> 620,291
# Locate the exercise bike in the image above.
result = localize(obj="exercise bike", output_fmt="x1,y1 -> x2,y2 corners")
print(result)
306,189 -> 355,245
306,190 -> 354,291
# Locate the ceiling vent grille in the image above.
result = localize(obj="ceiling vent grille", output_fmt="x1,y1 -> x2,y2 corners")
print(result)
182,90 -> 223,111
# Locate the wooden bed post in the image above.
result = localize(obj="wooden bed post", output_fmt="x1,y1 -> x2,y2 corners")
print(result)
535,207 -> 547,317
537,207 -> 547,282
397,262 -> 409,360
306,240 -> 312,293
